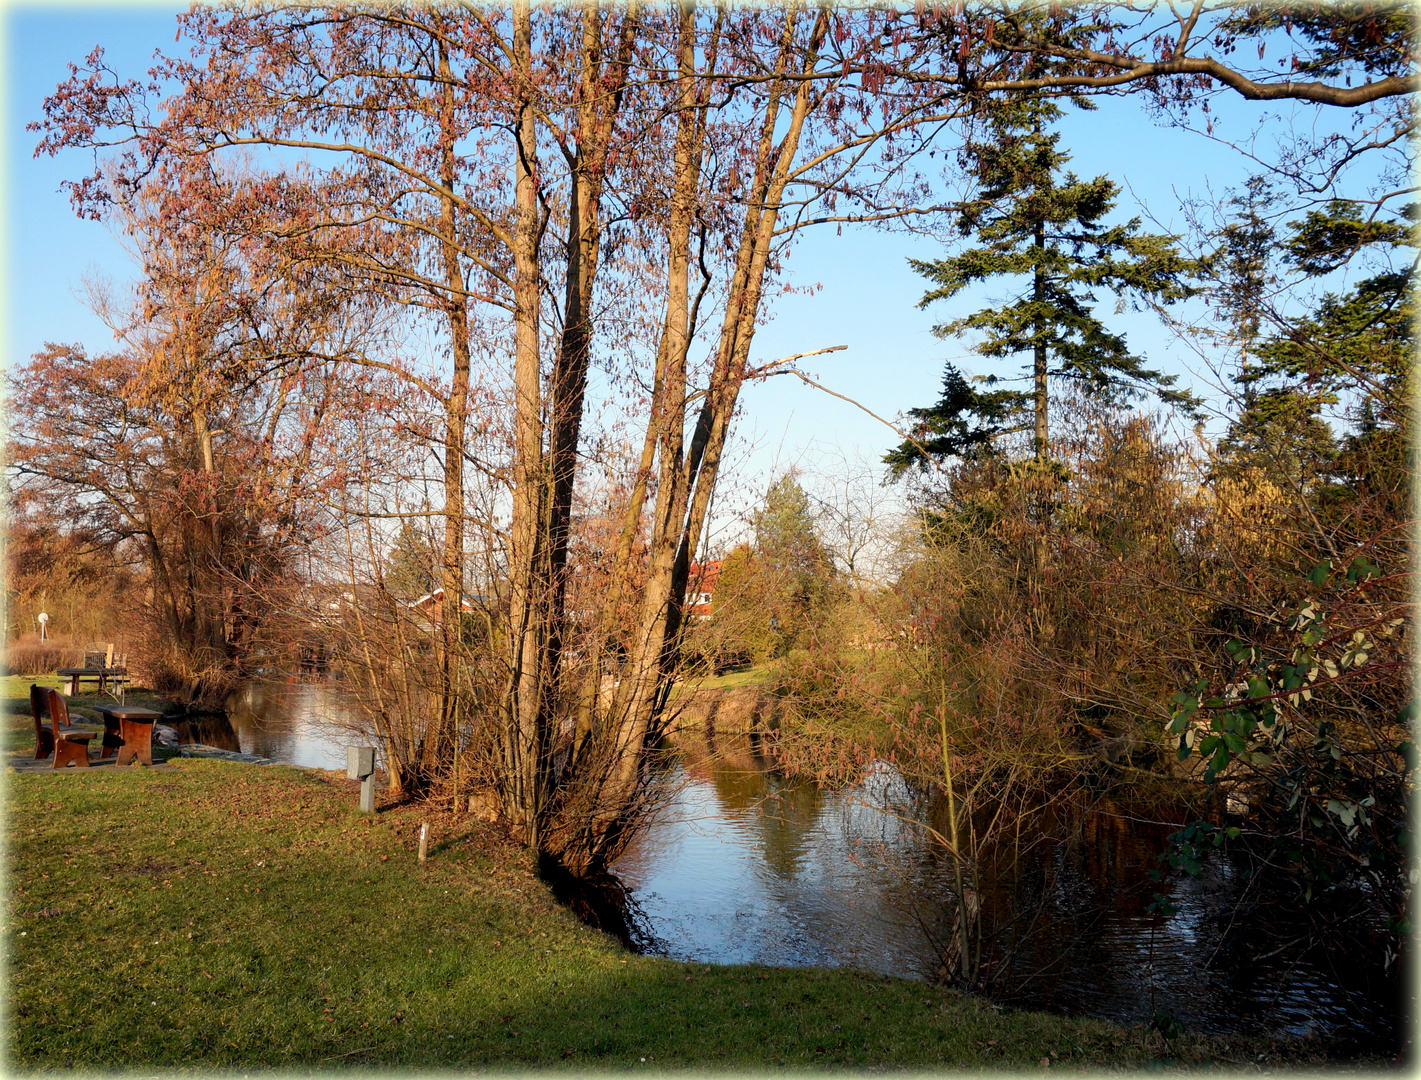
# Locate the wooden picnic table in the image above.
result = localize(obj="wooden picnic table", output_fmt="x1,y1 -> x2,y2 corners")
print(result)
91,703 -> 162,766
56,667 -> 128,697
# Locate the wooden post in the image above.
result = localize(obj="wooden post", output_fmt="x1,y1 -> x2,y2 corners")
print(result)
418,822 -> 429,863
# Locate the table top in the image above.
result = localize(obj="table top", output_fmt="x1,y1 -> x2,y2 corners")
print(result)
91,703 -> 163,721
56,667 -> 128,676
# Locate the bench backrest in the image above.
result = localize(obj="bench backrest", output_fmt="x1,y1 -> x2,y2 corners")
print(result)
81,643 -> 114,668
45,689 -> 72,734
30,684 -> 50,741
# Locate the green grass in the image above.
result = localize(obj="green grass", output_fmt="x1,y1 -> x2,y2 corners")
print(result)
4,674 -> 181,712
3,674 -> 64,704
670,663 -> 778,699
4,761 -> 1347,1071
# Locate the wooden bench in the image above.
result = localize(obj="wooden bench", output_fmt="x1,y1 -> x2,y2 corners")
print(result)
33,687 -> 95,768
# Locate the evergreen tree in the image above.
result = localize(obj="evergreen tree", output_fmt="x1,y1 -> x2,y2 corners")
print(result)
385,521 -> 438,599
753,475 -> 838,649
754,474 -> 834,586
1220,199 -> 1415,524
888,97 -> 1198,472
1213,176 -> 1281,355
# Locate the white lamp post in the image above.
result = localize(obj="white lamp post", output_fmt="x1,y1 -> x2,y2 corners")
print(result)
37,612 -> 49,641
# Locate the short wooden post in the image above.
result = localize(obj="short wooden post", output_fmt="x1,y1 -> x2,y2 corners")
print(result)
418,822 -> 428,863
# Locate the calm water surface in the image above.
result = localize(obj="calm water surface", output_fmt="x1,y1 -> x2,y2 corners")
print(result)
612,730 -> 1401,1043
176,677 -> 367,770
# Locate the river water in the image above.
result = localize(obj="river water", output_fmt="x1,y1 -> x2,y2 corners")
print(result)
212,682 -> 1401,1046
611,730 -> 1401,1046
174,677 -> 366,770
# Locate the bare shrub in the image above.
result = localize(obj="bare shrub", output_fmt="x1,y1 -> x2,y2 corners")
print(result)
2,633 -> 74,676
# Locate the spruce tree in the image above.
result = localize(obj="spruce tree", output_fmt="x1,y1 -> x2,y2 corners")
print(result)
888,97 -> 1198,472
1221,198 -> 1415,523
385,521 -> 439,599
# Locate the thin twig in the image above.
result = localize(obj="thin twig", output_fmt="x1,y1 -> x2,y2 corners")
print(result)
321,1046 -> 376,1060
760,366 -> 948,473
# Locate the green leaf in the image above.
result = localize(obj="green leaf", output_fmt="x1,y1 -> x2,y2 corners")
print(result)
1326,799 -> 1357,827
1308,560 -> 1332,586
1145,892 -> 1178,916
1346,557 -> 1380,583
1397,740 -> 1417,770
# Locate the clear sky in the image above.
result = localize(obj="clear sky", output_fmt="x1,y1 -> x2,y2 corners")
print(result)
3,6 -> 1388,539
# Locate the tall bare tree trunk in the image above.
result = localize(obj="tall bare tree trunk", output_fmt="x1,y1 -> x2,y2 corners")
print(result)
433,26 -> 471,777
502,0 -> 551,845
549,2 -> 638,754
573,1 -> 713,762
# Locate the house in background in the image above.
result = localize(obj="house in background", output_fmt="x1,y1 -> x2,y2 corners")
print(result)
685,560 -> 722,620
408,588 -> 477,629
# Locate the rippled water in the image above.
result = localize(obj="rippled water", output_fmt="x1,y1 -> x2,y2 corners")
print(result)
612,730 -> 1402,1044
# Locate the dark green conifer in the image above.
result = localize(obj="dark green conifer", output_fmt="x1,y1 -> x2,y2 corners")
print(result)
889,97 -> 1199,473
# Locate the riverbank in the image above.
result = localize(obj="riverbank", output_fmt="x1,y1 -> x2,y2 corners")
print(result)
7,756 -> 1374,1071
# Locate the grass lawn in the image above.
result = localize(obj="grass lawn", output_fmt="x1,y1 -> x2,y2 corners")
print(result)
667,663 -> 778,702
4,759 -> 1354,1071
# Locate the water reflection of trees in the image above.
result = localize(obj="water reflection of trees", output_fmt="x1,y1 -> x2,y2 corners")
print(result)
174,713 -> 241,752
683,730 -> 823,882
626,728 -> 1397,1043
176,679 -> 369,767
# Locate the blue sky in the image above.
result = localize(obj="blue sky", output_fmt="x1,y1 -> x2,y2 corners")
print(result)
3,6 -> 1387,524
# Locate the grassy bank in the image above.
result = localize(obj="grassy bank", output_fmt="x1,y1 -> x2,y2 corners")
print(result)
5,758 -> 1357,1071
